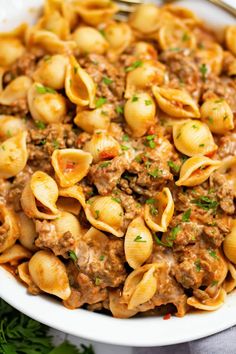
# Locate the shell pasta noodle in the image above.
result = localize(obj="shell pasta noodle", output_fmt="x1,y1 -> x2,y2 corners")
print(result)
0,0 -> 236,320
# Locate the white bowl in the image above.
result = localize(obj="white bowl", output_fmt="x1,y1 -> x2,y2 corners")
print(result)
0,0 -> 236,347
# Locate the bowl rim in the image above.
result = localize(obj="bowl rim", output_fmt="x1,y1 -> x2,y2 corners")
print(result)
1,267 -> 236,347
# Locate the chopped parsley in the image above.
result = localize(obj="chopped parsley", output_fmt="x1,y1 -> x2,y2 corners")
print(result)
199,143 -> 205,147
192,124 -> 199,129
148,168 -> 161,178
145,100 -> 152,106
145,135 -> 156,149
208,116 -> 214,124
39,139 -> 46,145
99,29 -> 106,37
122,134 -> 129,142
6,130 -> 12,138
199,63 -> 208,81
191,196 -> 219,212
215,98 -> 224,103
95,210 -> 100,219
74,66 -> 78,74
52,139 -> 59,149
102,76 -> 113,85
99,161 -> 111,168
168,160 -> 180,173
167,225 -> 181,245
68,250 -> 78,262
95,277 -> 101,286
154,234 -> 172,248
182,32 -> 190,41
150,206 -> 158,216
146,198 -> 155,204
135,155 -> 142,163
195,259 -> 201,272
134,235 -> 147,243
111,197 -> 121,203
208,249 -> 218,259
182,209 -> 191,222
211,280 -> 219,286
35,120 -> 46,130
125,60 -> 143,72
1,145 -> 6,151
99,255 -> 105,261
121,144 -> 129,151
95,97 -> 107,108
132,95 -> 139,102
115,105 -> 124,115
35,84 -> 56,94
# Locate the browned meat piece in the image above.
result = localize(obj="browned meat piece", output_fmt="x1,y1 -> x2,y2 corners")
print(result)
0,98 -> 28,116
210,172 -> 235,214
175,258 -> 204,289
0,223 -> 9,249
88,155 -> 129,195
64,271 -> 108,309
76,230 -> 126,288
35,220 -> 75,256
7,167 -> 32,211
202,75 -> 236,112
79,54 -> 125,108
216,133 -> 236,159
159,50 -> 202,100
168,221 -> 203,251
27,123 -> 77,173
118,191 -> 141,227
3,52 -> 37,83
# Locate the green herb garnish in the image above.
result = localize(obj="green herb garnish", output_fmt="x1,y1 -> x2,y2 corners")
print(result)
182,209 -> 191,222
208,249 -> 218,259
121,144 -> 129,151
95,210 -> 100,219
36,84 -> 57,94
99,255 -> 105,261
99,161 -> 111,168
111,197 -> 121,203
134,235 -> 147,242
52,139 -> 59,149
195,259 -> 201,272
69,250 -> 78,262
191,196 -> 219,211
125,60 -> 143,72
132,95 -> 139,102
199,63 -> 207,81
115,105 -> 124,115
145,100 -> 152,106
35,120 -> 46,130
95,97 -> 107,108
148,168 -> 161,178
168,160 -> 180,173
122,134 -> 129,142
102,76 -> 113,85
95,277 -> 101,285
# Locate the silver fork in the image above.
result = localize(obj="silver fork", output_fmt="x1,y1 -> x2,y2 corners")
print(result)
115,0 -> 236,20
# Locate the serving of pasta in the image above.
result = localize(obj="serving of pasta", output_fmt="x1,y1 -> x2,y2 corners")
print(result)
0,0 -> 235,320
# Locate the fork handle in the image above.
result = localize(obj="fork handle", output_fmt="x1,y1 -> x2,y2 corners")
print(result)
207,0 -> 236,17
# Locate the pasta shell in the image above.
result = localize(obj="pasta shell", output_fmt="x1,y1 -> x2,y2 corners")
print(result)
18,261 -> 36,288
144,187 -> 174,233
0,204 -> 20,253
132,42 -> 158,61
152,86 -> 200,118
74,106 -> 111,134
28,82 -> 67,124
176,156 -> 221,187
27,29 -> 76,55
0,244 -> 31,266
157,21 -> 196,51
225,25 -> 236,56
85,196 -> 124,237
223,262 -> 236,293
200,98 -> 234,134
21,171 -> 59,220
18,212 -> 38,251
196,42 -> 223,76
0,131 -> 28,178
125,216 -> 153,269
0,76 -> 32,105
73,0 -> 118,26
129,4 -> 160,34
52,211 -> 82,242
123,263 -> 161,310
83,130 -> 121,163
0,38 -> 25,67
65,55 -> 96,108
72,26 -> 108,55
33,54 -> 68,90
38,10 -> 70,40
163,5 -> 201,27
125,61 -> 166,99
58,185 -> 86,215
124,92 -> 156,138
28,250 -> 71,300
187,288 -> 226,311
223,220 -> 236,265
0,115 -> 26,140
109,290 -> 138,319
105,22 -> 132,61
51,148 -> 93,187
173,120 -> 217,157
